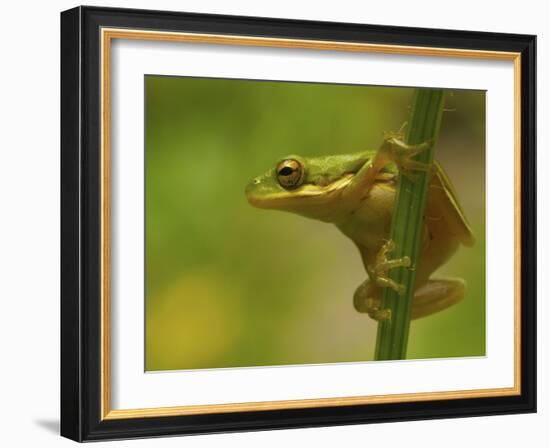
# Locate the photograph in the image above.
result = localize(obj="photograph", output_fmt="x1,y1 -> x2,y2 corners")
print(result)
0,0 -> 544,444
144,76 -> 486,371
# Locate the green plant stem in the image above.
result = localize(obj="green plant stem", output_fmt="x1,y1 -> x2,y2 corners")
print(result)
374,88 -> 445,361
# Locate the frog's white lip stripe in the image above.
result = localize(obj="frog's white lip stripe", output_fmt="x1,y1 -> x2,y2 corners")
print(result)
248,173 -> 354,207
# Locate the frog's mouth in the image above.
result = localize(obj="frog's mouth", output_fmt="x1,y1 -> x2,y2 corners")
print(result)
246,173 -> 354,209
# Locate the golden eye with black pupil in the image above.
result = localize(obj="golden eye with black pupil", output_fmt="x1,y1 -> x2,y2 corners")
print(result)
276,159 -> 304,189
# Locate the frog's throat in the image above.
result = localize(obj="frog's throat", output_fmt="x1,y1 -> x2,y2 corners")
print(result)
249,173 -> 354,208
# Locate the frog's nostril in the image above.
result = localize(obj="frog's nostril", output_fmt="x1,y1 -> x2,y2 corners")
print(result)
253,178 -> 260,185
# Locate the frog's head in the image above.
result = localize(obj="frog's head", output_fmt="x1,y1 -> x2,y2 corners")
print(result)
245,152 -> 369,222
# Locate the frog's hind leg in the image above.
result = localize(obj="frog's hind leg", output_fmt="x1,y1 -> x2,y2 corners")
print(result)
411,278 -> 465,320
354,278 -> 465,321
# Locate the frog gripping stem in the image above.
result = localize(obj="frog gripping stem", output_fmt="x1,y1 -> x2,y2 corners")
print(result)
374,88 -> 445,361
369,240 -> 411,296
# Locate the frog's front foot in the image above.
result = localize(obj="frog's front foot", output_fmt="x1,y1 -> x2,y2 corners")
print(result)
369,240 -> 411,295
381,133 -> 433,174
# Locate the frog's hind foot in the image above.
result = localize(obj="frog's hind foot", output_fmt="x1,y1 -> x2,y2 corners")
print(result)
353,281 -> 392,321
354,240 -> 411,322
369,240 -> 411,295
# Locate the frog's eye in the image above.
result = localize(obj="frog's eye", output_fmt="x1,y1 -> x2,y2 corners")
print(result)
276,159 -> 304,189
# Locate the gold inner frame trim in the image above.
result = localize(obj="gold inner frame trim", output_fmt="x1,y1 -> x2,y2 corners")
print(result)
100,27 -> 522,420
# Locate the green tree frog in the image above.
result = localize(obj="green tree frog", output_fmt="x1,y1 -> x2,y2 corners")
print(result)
245,134 -> 475,321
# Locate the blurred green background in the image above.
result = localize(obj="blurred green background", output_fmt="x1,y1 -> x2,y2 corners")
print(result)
145,76 -> 486,371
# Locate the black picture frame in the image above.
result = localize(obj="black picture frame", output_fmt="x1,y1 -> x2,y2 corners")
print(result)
61,5 -> 536,442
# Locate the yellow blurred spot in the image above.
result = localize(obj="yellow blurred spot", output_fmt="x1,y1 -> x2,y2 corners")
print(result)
146,271 -> 242,370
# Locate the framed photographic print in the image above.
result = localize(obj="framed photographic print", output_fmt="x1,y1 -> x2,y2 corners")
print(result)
60,6 -> 536,442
